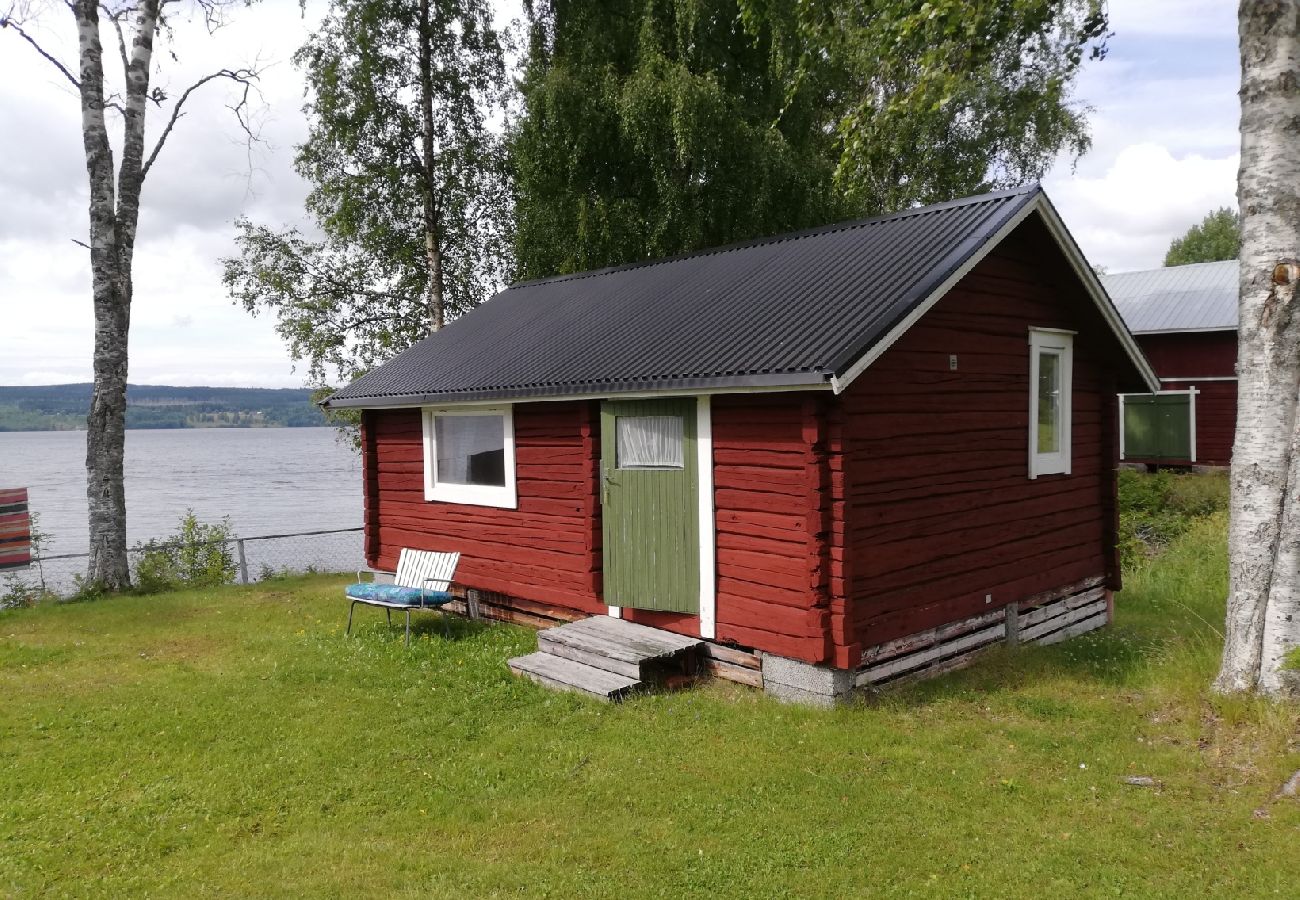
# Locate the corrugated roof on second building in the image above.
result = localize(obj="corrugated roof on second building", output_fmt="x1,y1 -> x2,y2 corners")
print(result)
1102,260 -> 1238,334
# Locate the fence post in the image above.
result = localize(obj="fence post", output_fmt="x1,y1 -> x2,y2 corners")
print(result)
1005,603 -> 1020,648
236,539 -> 249,585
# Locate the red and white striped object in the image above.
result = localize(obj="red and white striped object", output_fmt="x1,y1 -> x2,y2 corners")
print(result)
0,488 -> 31,571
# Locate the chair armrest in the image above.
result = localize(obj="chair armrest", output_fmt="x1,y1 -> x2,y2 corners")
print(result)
356,569 -> 376,584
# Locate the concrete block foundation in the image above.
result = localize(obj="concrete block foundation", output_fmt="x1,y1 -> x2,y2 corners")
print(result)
761,654 -> 855,708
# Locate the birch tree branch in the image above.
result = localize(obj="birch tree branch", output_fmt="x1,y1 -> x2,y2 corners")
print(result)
141,64 -> 261,179
0,14 -> 82,90
101,4 -> 129,76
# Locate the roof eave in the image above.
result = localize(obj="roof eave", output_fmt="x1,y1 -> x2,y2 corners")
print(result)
1131,325 -> 1238,336
1033,196 -> 1161,393
323,371 -> 833,410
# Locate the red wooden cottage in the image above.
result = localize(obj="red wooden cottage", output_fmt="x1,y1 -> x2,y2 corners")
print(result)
326,185 -> 1159,705
1102,261 -> 1238,467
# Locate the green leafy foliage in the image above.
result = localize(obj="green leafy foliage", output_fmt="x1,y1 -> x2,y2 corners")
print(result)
1118,469 -> 1229,570
828,0 -> 1108,214
132,512 -> 238,594
1164,207 -> 1241,266
513,0 -> 1108,278
0,578 -> 49,611
512,0 -> 847,278
224,0 -> 511,387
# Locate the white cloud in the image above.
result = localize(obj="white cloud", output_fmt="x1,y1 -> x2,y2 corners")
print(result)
1048,144 -> 1238,272
1108,0 -> 1237,38
1043,0 -> 1239,273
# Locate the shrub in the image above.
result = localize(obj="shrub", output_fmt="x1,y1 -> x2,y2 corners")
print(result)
0,575 -> 53,610
132,511 -> 238,594
1118,469 -> 1229,570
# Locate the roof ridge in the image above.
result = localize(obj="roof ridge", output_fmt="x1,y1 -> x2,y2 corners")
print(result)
507,184 -> 1041,291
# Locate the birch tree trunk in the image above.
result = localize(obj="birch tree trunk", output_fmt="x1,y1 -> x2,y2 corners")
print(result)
418,0 -> 446,332
6,1 -> 258,591
77,0 -> 162,589
1216,0 -> 1300,697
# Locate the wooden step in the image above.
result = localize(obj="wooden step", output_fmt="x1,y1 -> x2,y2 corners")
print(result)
507,652 -> 642,702
537,616 -> 704,679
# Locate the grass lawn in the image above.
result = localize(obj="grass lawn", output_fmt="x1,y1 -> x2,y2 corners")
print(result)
3,513 -> 1298,897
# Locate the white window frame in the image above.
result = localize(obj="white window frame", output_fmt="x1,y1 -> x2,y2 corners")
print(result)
1118,388 -> 1198,463
422,405 -> 517,508
1028,329 -> 1074,479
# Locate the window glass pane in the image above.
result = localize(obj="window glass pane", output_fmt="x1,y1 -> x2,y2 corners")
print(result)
616,415 -> 684,469
435,415 -> 506,486
1037,351 -> 1061,454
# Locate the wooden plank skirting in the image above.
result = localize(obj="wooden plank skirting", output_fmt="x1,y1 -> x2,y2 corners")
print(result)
855,576 -> 1109,689
444,587 -> 587,630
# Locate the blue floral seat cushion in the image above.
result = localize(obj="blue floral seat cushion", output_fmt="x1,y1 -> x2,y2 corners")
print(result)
345,582 -> 454,607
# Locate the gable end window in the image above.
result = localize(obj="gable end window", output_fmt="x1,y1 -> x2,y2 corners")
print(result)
422,406 -> 517,508
1028,329 -> 1074,479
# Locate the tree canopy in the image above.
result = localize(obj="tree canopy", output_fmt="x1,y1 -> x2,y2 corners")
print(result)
223,0 -> 510,389
512,0 -> 1109,279
1164,207 -> 1241,267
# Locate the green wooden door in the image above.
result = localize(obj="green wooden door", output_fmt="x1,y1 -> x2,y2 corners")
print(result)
600,398 -> 700,613
1124,393 -> 1193,461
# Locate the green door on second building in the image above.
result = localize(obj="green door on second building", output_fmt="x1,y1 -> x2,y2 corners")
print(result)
600,398 -> 700,614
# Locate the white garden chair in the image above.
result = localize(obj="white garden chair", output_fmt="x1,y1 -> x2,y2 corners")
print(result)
345,548 -> 477,644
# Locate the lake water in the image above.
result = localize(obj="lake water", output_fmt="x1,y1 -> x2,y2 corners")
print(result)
0,428 -> 364,591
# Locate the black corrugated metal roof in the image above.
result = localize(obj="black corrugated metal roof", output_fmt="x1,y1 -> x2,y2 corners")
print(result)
327,185 -> 1042,407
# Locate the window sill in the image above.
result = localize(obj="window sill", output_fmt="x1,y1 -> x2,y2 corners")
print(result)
425,483 -> 518,509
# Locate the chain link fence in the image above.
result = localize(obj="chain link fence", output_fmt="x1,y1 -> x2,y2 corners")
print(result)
3,527 -> 363,604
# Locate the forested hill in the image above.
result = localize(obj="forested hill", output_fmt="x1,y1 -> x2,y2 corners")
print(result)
0,384 -> 327,431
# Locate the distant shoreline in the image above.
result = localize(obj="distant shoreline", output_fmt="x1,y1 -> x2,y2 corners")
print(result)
0,423 -> 329,433
0,383 -> 328,432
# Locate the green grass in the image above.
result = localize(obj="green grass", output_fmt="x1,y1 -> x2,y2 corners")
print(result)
3,518 -> 1298,897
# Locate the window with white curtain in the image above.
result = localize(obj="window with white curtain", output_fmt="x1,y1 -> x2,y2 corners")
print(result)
422,406 -> 517,507
616,415 -> 685,469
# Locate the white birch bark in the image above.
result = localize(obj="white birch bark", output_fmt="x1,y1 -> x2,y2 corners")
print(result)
419,0 -> 445,332
76,0 -> 133,590
1217,0 -> 1300,696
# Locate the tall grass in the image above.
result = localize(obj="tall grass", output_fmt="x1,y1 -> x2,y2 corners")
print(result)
1118,468 -> 1229,569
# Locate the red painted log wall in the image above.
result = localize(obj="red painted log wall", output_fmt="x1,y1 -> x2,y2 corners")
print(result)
363,402 -> 606,615
1132,331 -> 1237,466
709,393 -> 832,662
597,393 -> 833,663
835,219 -> 1125,653
1136,331 -> 1236,378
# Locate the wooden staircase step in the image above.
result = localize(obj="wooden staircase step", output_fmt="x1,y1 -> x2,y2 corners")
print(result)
537,616 -> 704,678
507,651 -> 642,702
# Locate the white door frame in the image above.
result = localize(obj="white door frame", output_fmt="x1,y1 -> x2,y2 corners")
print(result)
606,396 -> 717,639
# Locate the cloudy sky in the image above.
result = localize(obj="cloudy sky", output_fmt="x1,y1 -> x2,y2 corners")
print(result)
0,0 -> 1239,389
